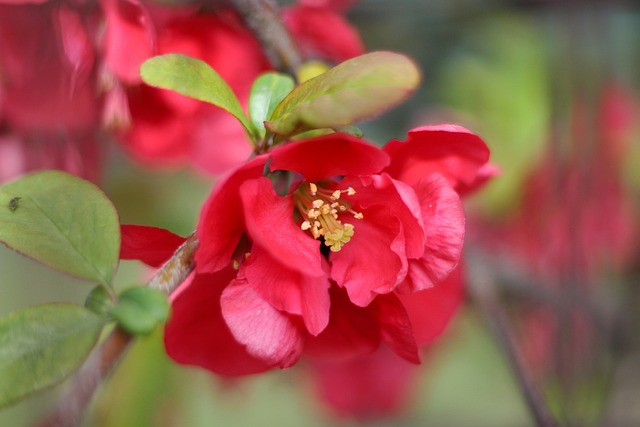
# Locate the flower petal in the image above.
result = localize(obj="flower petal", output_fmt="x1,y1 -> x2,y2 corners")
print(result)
399,173 -> 465,293
308,346 -> 417,419
196,156 -> 267,273
282,5 -> 364,62
101,0 -> 155,84
384,124 -> 492,193
120,224 -> 186,267
240,177 -> 324,276
375,293 -> 420,364
345,174 -> 425,259
269,134 -> 390,182
221,277 -> 304,368
244,245 -> 330,335
399,265 -> 464,346
304,285 -> 379,360
164,270 -> 270,376
330,209 -> 405,306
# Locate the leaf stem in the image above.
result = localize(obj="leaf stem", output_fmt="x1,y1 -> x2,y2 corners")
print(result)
33,233 -> 198,427
230,0 -> 303,75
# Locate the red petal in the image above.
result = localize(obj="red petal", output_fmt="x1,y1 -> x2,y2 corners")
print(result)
308,346 -> 417,419
164,270 -> 270,376
269,134 -> 389,182
120,224 -> 186,267
191,108 -> 254,174
243,245 -> 330,335
123,85 -> 193,163
346,174 -> 426,259
399,265 -> 464,346
196,156 -> 267,273
282,5 -> 364,62
384,125 -> 491,193
375,293 -> 420,364
239,177 -> 324,276
398,174 -> 465,293
221,278 -> 304,368
101,0 -> 155,84
330,179 -> 410,306
304,285 -> 379,360
56,6 -> 95,88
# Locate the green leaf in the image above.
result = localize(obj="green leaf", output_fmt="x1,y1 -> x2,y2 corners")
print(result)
0,171 -> 120,286
248,72 -> 295,140
0,304 -> 105,408
266,51 -> 421,136
110,287 -> 170,336
140,54 -> 257,141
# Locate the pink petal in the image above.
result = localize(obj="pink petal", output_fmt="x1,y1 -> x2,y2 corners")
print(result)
269,134 -> 389,182
398,173 -> 465,293
101,0 -> 156,84
55,6 -> 95,88
330,178 -> 413,306
120,224 -> 186,267
164,270 -> 270,376
399,265 -> 464,346
331,210 -> 406,306
282,5 -> 364,62
345,174 -> 425,259
383,124 -> 491,192
375,293 -> 420,363
221,278 -> 304,368
244,245 -> 330,335
191,107 -> 254,174
239,177 -> 324,276
122,85 -> 192,163
196,156 -> 267,273
304,285 -> 379,360
308,346 -> 417,419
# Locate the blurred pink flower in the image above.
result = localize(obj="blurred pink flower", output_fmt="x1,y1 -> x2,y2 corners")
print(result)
103,0 -> 365,175
0,1 -> 103,181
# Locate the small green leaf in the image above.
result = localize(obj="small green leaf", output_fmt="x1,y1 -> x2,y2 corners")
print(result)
140,54 -> 257,141
248,72 -> 295,139
110,287 -> 170,336
0,304 -> 105,408
266,51 -> 421,136
0,171 -> 121,286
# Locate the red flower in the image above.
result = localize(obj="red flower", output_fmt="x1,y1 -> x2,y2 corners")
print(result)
102,0 -> 365,175
101,0 -> 270,174
0,1 -> 102,181
160,126 -> 490,375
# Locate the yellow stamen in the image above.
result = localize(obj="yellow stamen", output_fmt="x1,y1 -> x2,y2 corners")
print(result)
295,182 -> 363,252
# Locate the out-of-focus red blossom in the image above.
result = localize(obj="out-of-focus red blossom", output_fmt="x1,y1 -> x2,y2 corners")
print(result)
101,0 -> 270,173
0,0 -> 365,180
119,125 -> 490,378
474,83 -> 638,284
470,82 -> 639,379
282,3 -> 364,62
102,0 -> 364,174
0,1 -> 103,182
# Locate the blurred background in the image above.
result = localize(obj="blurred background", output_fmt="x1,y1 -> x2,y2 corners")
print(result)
1,0 -> 640,426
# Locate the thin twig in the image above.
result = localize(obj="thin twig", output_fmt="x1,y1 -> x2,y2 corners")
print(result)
466,249 -> 560,427
34,233 -> 199,427
229,0 -> 303,74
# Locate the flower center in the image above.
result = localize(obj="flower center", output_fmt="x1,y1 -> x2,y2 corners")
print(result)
294,182 -> 363,252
